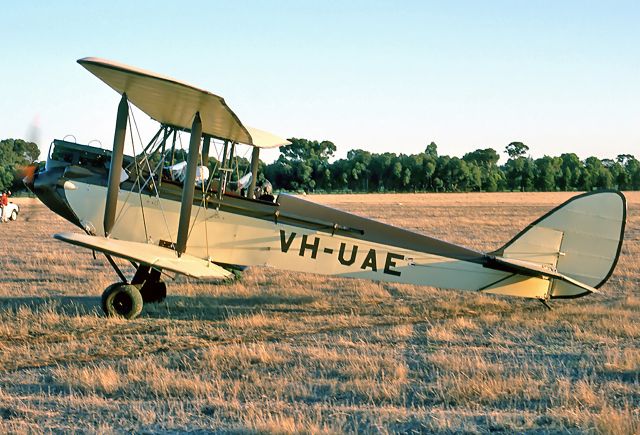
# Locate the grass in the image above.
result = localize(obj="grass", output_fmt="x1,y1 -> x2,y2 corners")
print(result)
0,192 -> 638,433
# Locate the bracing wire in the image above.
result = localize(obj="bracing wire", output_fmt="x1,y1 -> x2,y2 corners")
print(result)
108,108 -> 183,247
204,138 -> 222,193
188,137 -> 232,251
235,145 -> 252,188
187,134 -> 215,255
177,131 -> 184,155
198,146 -> 210,260
126,109 -> 149,242
127,111 -> 176,245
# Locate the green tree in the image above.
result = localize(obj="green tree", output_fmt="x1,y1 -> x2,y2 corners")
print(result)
425,141 -> 438,159
280,138 -> 336,162
442,157 -> 471,191
0,138 -> 40,191
345,149 -> 371,191
421,143 -> 439,191
621,156 -> 640,189
328,158 -> 350,191
615,154 -> 640,190
368,153 -> 393,191
504,156 -> 535,191
505,142 -> 529,159
267,138 -> 336,192
534,156 -> 561,191
463,148 -> 502,191
558,153 -> 582,191
581,157 -> 613,190
602,158 -> 626,189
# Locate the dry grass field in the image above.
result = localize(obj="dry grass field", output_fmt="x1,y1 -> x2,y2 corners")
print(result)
0,192 -> 638,433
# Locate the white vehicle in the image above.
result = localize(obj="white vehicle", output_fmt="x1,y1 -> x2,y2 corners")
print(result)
1,202 -> 19,222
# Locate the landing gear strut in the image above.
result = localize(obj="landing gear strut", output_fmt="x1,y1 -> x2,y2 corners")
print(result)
132,265 -> 167,304
101,257 -> 167,319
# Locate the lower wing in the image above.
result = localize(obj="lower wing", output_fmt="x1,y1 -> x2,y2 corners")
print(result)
54,232 -> 232,279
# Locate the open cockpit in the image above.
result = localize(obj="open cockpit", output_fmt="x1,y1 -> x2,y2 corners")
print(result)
45,131 -> 277,206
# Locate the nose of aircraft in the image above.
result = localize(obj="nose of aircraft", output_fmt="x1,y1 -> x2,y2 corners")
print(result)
24,166 -> 82,227
22,164 -> 38,193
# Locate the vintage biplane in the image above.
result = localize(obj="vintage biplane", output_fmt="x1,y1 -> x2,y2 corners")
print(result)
25,57 -> 626,319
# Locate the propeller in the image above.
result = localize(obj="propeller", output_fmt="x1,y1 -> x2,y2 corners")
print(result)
22,114 -> 41,191
21,163 -> 39,190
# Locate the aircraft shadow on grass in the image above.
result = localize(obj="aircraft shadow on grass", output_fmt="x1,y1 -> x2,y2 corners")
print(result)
0,293 -> 318,322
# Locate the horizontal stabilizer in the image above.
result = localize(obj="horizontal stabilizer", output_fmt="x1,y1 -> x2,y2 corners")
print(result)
484,255 -> 599,295
54,232 -> 232,280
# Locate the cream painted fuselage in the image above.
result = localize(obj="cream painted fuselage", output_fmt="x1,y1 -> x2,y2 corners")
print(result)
57,179 -> 548,298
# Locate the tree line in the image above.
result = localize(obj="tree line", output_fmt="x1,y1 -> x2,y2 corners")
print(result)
1,136 -> 639,194
263,139 -> 640,193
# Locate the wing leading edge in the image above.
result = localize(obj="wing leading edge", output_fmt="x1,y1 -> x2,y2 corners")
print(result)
54,232 -> 232,280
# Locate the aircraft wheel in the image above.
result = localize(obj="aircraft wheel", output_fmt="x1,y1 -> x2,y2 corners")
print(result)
102,283 -> 143,319
10,210 -> 17,221
139,280 -> 167,304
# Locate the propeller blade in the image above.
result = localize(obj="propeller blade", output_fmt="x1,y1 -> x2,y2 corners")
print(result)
20,164 -> 38,190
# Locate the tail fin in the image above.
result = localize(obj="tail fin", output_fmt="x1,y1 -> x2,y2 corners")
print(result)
490,191 -> 626,298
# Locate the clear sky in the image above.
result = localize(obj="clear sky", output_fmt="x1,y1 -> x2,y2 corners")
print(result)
1,1 -> 638,163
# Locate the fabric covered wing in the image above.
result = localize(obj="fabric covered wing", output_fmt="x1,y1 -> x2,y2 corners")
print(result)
77,57 -> 290,148
54,232 -> 232,279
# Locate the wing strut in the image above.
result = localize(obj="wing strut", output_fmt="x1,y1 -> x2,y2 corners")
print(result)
248,146 -> 260,198
201,134 -> 211,167
104,93 -> 128,236
175,112 -> 202,256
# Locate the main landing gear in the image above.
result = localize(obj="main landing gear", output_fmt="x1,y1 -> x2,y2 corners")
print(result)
102,283 -> 144,319
101,259 -> 167,319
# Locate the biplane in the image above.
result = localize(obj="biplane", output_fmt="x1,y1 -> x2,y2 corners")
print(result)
25,57 -> 627,319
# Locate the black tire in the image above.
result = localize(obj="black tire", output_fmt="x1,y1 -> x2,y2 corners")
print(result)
101,283 -> 143,319
10,210 -> 17,221
139,281 -> 167,304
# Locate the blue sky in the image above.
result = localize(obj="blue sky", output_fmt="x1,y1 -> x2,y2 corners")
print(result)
1,1 -> 638,163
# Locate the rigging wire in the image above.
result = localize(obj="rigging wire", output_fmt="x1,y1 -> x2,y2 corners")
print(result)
199,145 -> 210,260
187,135 -> 216,255
189,137 -> 230,250
126,108 -> 149,242
204,138 -> 222,193
127,112 -> 176,245
235,144 -> 252,194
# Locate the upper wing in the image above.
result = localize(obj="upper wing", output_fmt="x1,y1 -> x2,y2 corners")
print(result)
245,126 -> 291,148
54,232 -> 232,280
77,57 -> 290,148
